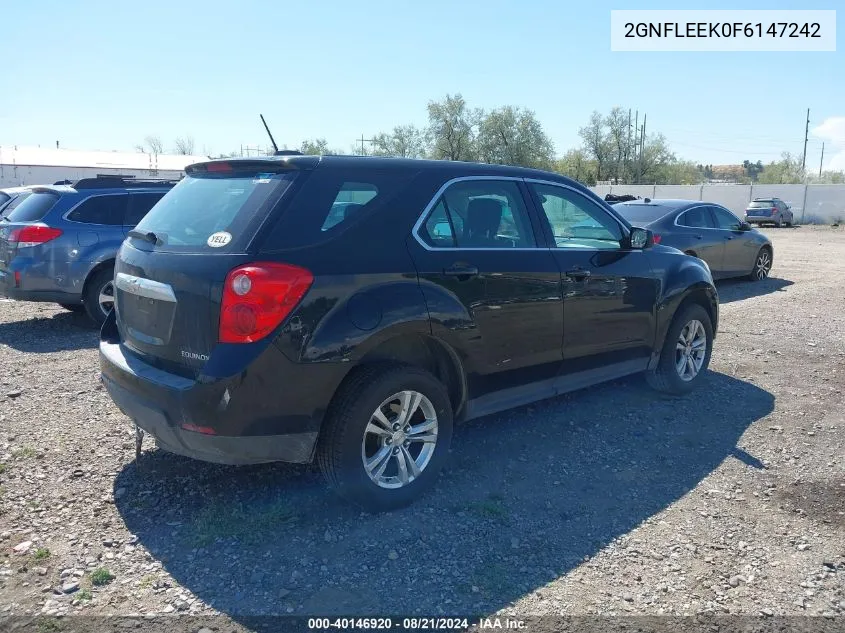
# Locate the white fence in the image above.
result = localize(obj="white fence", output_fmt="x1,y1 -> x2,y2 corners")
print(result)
590,183 -> 845,224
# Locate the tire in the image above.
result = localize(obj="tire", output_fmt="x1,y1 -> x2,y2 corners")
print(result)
748,247 -> 772,281
58,303 -> 84,313
646,303 -> 713,396
317,363 -> 453,512
775,216 -> 783,228
82,266 -> 115,327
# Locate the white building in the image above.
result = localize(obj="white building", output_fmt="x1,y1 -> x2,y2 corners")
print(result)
0,146 -> 210,187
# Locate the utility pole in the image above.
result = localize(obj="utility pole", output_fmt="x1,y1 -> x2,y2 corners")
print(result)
801,108 -> 810,172
819,142 -> 825,177
358,134 -> 375,155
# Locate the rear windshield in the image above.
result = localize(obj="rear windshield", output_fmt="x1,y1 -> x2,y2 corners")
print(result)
749,200 -> 774,208
132,170 -> 297,252
3,191 -> 59,223
612,203 -> 670,224
0,192 -> 32,218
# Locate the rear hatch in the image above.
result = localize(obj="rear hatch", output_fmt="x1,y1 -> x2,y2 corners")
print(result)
0,191 -> 62,272
746,201 -> 773,217
114,161 -> 303,377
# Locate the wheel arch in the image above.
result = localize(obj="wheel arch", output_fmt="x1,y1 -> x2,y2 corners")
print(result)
330,332 -> 467,420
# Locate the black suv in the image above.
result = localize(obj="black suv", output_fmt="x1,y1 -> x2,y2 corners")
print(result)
100,156 -> 718,510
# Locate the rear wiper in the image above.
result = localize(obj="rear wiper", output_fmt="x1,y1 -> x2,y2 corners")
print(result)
128,229 -> 162,245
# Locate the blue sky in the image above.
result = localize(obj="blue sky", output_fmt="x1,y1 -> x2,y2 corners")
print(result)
2,0 -> 842,168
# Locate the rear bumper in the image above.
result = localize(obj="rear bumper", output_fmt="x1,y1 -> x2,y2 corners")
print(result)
99,312 -> 348,465
0,264 -> 83,304
102,371 -> 317,464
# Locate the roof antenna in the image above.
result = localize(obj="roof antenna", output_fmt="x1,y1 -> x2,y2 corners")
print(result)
260,114 -> 279,154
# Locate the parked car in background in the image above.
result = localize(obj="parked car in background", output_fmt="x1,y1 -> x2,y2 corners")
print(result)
100,155 -> 718,510
744,198 -> 794,227
0,176 -> 177,324
612,198 -> 774,281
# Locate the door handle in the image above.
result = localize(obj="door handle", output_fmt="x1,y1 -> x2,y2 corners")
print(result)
725,235 -> 734,240
443,264 -> 479,279
693,234 -> 703,240
565,268 -> 591,280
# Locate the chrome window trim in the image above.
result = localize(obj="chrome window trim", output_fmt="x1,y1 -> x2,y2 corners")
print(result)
410,176 -> 630,253
61,192 -> 129,227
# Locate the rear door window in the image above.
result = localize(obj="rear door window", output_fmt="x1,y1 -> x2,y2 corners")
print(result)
67,194 -> 128,225
677,207 -> 715,228
125,192 -> 167,226
133,167 -> 298,252
262,168 -> 418,250
4,191 -> 60,223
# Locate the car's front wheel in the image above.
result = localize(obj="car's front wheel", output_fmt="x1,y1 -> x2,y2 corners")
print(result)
646,303 -> 713,395
748,247 -> 772,281
317,364 -> 453,512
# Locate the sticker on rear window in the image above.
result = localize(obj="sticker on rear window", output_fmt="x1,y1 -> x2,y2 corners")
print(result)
253,173 -> 274,184
207,231 -> 232,248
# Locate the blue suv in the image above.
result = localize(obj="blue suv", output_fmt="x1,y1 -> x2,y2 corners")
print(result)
0,177 -> 177,325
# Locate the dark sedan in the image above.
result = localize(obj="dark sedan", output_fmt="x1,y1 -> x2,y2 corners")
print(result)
612,199 -> 773,281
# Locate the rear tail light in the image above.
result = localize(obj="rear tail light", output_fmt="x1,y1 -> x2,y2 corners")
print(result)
9,225 -> 63,248
652,234 -> 662,244
771,206 -> 777,214
219,262 -> 313,344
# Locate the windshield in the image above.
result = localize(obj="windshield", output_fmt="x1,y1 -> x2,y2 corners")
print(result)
0,193 -> 10,206
749,200 -> 774,208
133,171 -> 297,252
4,191 -> 58,223
613,203 -> 670,224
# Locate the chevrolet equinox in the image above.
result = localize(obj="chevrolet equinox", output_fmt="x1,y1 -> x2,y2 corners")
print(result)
100,155 -> 719,511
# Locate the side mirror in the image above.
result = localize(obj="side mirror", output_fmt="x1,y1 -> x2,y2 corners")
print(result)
739,221 -> 752,231
628,227 -> 654,249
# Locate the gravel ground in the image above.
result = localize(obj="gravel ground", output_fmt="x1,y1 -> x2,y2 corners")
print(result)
0,226 -> 843,627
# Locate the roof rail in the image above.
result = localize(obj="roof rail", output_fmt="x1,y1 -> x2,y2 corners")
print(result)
73,176 -> 181,190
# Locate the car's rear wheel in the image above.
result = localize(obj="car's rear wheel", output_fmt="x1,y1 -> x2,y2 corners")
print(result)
317,364 -> 453,512
748,247 -> 772,281
646,303 -> 713,395
83,267 -> 115,327
58,303 -> 84,313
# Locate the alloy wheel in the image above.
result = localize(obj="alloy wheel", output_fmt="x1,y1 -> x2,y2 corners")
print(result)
361,390 -> 438,489
98,281 -> 115,316
675,319 -> 707,382
754,250 -> 771,280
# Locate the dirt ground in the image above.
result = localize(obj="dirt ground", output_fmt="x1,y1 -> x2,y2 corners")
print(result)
0,226 -> 843,628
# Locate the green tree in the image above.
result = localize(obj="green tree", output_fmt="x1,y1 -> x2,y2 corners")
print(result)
371,125 -> 429,158
579,111 -> 613,182
636,134 -> 676,184
427,94 -> 479,161
554,149 -> 597,185
758,152 -> 804,184
742,159 -> 765,182
476,106 -> 555,169
299,138 -> 342,155
605,107 -> 634,184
